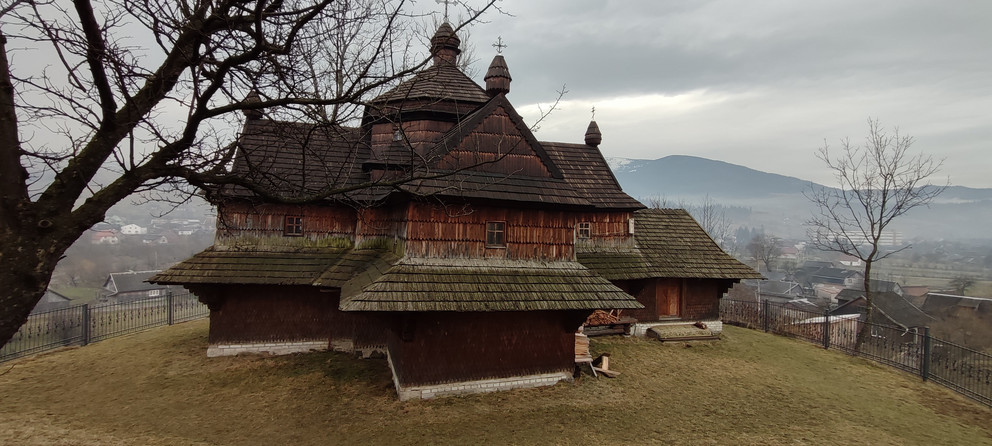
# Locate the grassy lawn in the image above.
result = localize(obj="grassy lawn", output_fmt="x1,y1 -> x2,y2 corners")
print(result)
1,320 -> 990,445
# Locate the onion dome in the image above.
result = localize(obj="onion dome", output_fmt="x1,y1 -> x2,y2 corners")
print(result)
430,22 -> 461,66
241,90 -> 263,120
484,55 -> 511,97
585,121 -> 602,147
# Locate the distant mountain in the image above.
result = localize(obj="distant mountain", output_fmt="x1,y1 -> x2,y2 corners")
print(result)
607,155 -> 992,241
606,155 -> 816,201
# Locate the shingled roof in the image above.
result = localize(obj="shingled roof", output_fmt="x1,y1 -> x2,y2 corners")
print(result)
831,291 -> 935,329
543,141 -> 644,210
371,63 -> 490,106
220,102 -> 640,210
149,247 -> 398,287
339,258 -> 643,312
104,270 -> 169,295
578,208 -> 761,281
218,121 -> 373,201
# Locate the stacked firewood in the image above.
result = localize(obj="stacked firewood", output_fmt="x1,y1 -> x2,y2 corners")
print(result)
585,309 -> 623,326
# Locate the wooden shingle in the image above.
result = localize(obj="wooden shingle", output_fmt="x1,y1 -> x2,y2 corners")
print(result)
579,209 -> 762,280
339,258 -> 643,312
149,247 -> 396,287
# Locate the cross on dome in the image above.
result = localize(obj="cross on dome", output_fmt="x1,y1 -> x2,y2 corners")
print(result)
492,36 -> 507,54
436,0 -> 455,20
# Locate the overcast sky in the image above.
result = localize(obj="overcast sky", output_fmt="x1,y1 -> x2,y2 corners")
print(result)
460,0 -> 992,188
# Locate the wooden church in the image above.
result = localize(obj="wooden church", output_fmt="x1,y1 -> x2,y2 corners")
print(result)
153,23 -> 757,400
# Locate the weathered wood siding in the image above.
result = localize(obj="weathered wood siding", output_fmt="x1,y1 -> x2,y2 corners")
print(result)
356,205 -> 408,246
216,202 -> 358,241
437,106 -> 553,177
197,285 -> 387,348
621,278 -> 681,322
613,279 -> 655,321
386,311 -> 589,386
201,285 -> 336,344
682,279 -> 733,320
619,278 -> 730,322
572,211 -> 634,248
405,203 -> 576,260
370,120 -> 455,155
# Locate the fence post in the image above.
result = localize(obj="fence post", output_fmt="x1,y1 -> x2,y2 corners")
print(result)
81,304 -> 90,346
822,311 -> 830,349
167,291 -> 174,325
921,327 -> 931,382
762,300 -> 770,333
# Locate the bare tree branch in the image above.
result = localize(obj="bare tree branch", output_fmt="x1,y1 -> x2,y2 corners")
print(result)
0,0 -> 502,348
805,118 -> 947,349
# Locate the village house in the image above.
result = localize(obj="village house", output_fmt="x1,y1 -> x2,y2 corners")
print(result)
102,270 -> 175,302
830,290 -> 934,345
153,24 -> 756,399
90,230 -> 119,245
30,289 -> 73,314
120,224 -> 148,235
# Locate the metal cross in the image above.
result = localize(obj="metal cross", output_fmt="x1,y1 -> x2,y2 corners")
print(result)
591,106 -> 596,120
436,0 -> 455,20
492,36 -> 507,54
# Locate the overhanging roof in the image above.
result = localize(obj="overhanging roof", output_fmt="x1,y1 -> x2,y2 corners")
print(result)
579,209 -> 762,281
149,247 -> 398,287
340,258 -> 643,312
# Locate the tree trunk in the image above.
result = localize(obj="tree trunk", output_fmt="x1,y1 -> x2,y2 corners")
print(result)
0,232 -> 67,348
854,260 -> 874,352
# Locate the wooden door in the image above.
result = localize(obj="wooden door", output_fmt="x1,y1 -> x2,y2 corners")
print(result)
656,279 -> 681,317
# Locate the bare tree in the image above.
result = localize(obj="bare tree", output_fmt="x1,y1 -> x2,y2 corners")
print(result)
948,275 -> 975,296
0,0 -> 500,348
648,194 -> 731,250
689,195 -> 730,247
746,233 -> 780,272
806,118 -> 946,348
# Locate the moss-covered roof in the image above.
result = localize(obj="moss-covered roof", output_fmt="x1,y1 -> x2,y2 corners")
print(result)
339,258 -> 643,312
579,208 -> 762,281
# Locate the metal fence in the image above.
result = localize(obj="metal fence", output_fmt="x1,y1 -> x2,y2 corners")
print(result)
720,299 -> 992,408
0,291 -> 208,363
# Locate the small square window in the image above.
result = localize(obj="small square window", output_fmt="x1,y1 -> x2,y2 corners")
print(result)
577,222 -> 591,239
486,221 -> 506,247
284,216 -> 303,236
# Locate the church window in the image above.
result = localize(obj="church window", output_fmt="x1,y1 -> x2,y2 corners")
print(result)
577,222 -> 592,239
284,216 -> 303,236
486,221 -> 506,247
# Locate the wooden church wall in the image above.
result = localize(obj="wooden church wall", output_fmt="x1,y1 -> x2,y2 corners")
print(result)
203,285 -> 339,345
356,205 -> 408,244
404,202 -> 575,260
216,202 -> 358,241
385,311 -> 588,387
202,285 -> 388,348
571,210 -> 635,247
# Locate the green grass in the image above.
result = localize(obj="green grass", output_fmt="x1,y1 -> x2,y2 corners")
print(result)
1,320 -> 990,445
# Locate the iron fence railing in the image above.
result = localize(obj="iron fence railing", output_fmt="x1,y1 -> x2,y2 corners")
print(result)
0,291 -> 208,363
720,299 -> 992,408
